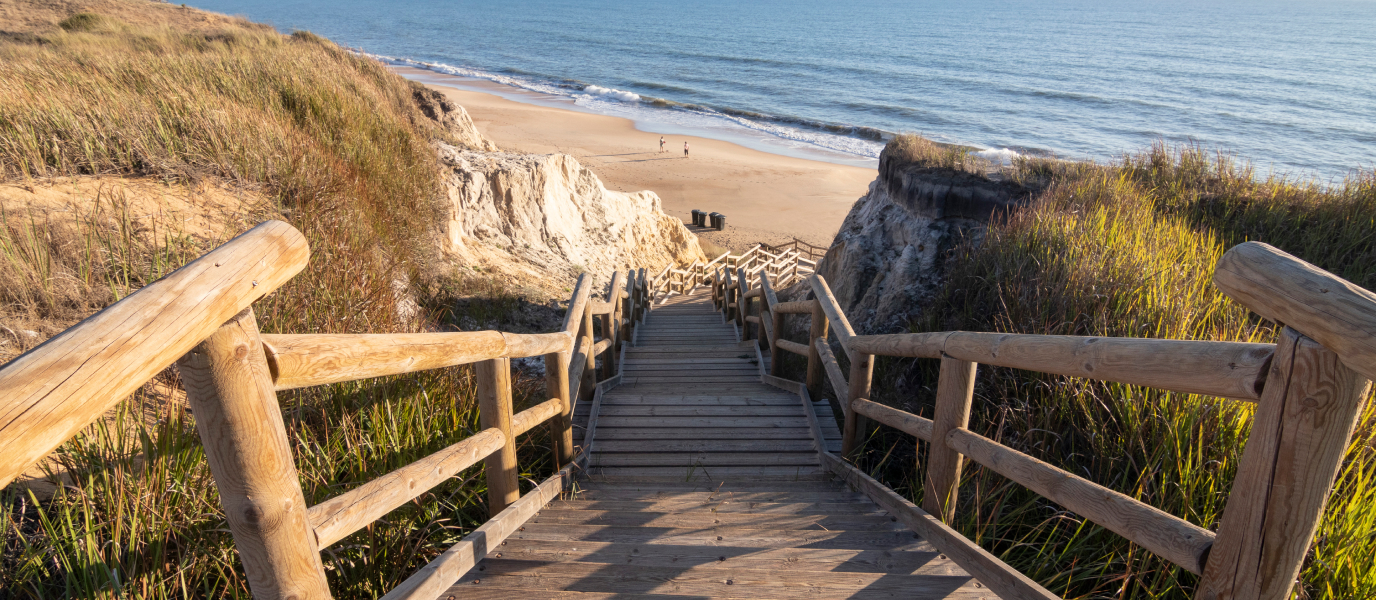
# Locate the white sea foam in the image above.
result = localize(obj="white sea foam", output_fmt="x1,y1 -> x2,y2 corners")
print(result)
580,85 -> 641,102
367,51 -> 885,160
976,147 -> 1020,165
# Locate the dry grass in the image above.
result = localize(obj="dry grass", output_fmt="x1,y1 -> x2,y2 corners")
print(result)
841,144 -> 1376,598
883,133 -> 989,174
0,16 -> 556,599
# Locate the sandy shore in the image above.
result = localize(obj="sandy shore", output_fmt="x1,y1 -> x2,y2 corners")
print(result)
394,67 -> 876,252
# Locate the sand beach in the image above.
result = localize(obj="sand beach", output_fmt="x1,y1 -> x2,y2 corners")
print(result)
393,67 -> 876,252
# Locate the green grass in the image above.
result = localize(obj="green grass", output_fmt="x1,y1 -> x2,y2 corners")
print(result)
0,16 -> 556,598
840,142 -> 1376,598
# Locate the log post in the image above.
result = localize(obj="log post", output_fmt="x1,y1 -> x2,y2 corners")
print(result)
580,300 -> 597,403
806,301 -> 829,391
477,357 -> 519,514
842,351 -> 874,457
603,271 -> 624,380
1197,328 -> 1371,600
736,267 -> 749,331
544,349 -> 574,467
177,308 -> 332,600
923,356 -> 977,522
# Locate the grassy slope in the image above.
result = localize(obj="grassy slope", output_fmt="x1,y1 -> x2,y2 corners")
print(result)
0,15 -> 555,599
848,138 -> 1376,598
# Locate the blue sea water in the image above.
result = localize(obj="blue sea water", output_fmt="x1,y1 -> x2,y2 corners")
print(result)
191,0 -> 1376,180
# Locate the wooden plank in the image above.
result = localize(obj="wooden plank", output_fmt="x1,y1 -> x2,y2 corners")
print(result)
457,560 -> 987,598
567,490 -> 864,503
821,452 -> 1061,600
949,428 -> 1214,574
599,395 -> 799,405
1213,240 -> 1376,381
596,405 -> 802,417
591,453 -> 821,467
0,220 -> 308,490
178,308 -> 331,600
593,439 -> 816,453
547,499 -> 881,515
594,428 -> 814,441
380,456 -> 581,600
843,352 -> 875,456
487,539 -> 945,573
529,510 -> 898,531
512,522 -> 933,549
586,466 -> 831,479
595,416 -> 811,428
619,376 -> 763,384
1198,327 -> 1373,598
852,398 -> 933,441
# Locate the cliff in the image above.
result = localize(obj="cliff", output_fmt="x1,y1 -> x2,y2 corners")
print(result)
417,85 -> 705,300
809,143 -> 1033,333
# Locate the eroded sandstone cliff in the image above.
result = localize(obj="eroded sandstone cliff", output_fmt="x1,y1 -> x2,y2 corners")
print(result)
808,146 -> 1033,334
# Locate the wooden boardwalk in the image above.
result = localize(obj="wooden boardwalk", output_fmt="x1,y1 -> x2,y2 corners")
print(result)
444,289 -> 996,599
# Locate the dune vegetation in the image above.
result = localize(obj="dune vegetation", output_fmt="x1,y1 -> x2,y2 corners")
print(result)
0,16 -> 554,598
843,137 -> 1376,598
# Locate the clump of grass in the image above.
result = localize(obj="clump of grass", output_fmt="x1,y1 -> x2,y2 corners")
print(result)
0,17 -> 555,598
845,144 -> 1376,598
883,133 -> 988,174
56,13 -> 121,33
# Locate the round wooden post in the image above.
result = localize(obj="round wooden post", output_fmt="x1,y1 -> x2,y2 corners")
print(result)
477,357 -> 519,514
806,301 -> 829,391
770,309 -> 786,377
580,302 -> 597,403
923,356 -> 977,522
177,308 -> 332,600
1197,328 -> 1372,600
841,352 -> 874,456
543,350 -> 574,467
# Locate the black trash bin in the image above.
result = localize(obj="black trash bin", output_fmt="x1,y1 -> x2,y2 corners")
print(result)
691,209 -> 703,227
715,213 -> 727,231
708,212 -> 721,230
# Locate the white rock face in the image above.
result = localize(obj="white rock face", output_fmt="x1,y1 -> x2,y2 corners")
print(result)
437,143 -> 705,297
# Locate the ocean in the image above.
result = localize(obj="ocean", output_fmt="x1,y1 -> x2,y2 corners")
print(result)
189,0 -> 1376,180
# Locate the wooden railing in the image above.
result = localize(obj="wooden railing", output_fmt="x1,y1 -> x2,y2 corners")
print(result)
648,242 -> 820,303
0,220 -> 655,600
710,240 -> 1375,600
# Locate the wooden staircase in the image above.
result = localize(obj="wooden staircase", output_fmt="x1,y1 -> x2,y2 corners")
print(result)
450,287 -> 991,599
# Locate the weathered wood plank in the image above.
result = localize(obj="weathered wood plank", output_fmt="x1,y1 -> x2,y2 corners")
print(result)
512,522 -> 934,549
821,452 -> 1061,600
851,398 -> 933,441
585,466 -> 831,479
486,539 -> 945,573
596,416 -> 810,428
457,560 -> 986,598
593,428 -> 815,440
529,510 -> 898,531
593,439 -> 818,453
546,499 -> 881,515
591,452 -> 821,467
596,405 -> 803,417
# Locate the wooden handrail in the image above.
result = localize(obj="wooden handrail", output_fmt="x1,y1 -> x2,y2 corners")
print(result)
263,331 -> 572,390
946,427 -> 1216,574
308,428 -> 506,548
1214,241 -> 1376,381
850,332 -> 1273,401
0,220 -> 309,490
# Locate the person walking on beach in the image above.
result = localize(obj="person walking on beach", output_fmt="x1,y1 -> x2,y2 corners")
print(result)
659,136 -> 666,153
683,141 -> 690,158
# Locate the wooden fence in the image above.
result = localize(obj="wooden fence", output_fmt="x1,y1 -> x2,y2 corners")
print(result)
649,242 -> 820,301
710,240 -> 1374,600
0,220 -> 656,600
